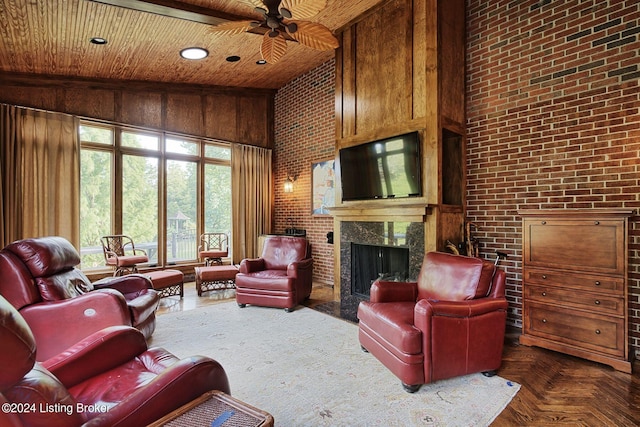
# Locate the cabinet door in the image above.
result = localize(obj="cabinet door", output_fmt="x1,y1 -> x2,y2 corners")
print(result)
522,218 -> 625,275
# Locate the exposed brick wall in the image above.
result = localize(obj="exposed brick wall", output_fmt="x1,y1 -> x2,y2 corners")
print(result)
274,59 -> 336,285
467,0 -> 640,357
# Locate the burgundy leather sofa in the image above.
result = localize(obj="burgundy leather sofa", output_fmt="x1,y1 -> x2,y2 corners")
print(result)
235,236 -> 313,312
358,252 -> 508,392
0,294 -> 230,427
0,237 -> 160,358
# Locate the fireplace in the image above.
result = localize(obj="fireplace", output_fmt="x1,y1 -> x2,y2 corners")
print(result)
339,221 -> 425,322
351,243 -> 409,298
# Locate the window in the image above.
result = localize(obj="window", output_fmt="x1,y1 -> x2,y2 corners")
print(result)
79,123 -> 232,270
79,126 -> 113,268
166,159 -> 196,263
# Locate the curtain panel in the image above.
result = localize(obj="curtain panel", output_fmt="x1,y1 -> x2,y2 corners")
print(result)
0,104 -> 80,248
231,144 -> 273,263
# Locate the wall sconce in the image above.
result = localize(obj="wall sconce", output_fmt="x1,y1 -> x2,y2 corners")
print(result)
284,175 -> 297,193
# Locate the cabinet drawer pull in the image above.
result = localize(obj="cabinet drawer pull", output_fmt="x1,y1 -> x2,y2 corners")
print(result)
595,281 -> 601,286
542,319 -> 547,323
541,221 -> 547,225
594,300 -> 600,305
541,292 -> 547,296
594,221 -> 600,225
595,329 -> 601,335
542,275 -> 547,279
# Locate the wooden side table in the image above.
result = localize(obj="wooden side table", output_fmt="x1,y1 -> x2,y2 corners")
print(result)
148,391 -> 274,427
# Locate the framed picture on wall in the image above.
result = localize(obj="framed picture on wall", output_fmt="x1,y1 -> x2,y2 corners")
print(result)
311,158 -> 335,216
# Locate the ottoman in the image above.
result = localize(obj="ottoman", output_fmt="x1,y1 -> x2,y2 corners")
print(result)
195,265 -> 238,296
146,269 -> 184,299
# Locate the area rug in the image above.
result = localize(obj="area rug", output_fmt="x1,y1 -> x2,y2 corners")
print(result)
150,302 -> 520,426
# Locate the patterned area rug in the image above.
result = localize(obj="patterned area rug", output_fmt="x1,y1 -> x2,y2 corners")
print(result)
150,302 -> 520,426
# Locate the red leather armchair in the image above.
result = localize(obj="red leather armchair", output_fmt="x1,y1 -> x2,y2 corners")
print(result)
0,294 -> 230,427
235,236 -> 313,312
357,252 -> 508,393
0,237 -> 160,355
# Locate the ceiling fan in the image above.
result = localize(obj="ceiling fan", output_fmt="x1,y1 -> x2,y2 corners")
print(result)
209,0 -> 340,64
89,0 -> 339,64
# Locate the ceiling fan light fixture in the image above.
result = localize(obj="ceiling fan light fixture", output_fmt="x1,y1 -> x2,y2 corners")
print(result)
180,47 -> 208,60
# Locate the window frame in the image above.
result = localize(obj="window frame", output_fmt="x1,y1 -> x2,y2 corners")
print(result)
79,120 -> 232,271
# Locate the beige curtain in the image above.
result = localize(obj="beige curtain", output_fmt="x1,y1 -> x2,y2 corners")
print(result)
231,144 -> 272,263
0,104 -> 21,246
0,104 -> 80,247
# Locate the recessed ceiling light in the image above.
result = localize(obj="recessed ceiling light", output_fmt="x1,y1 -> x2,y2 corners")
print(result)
90,37 -> 108,45
226,55 -> 241,62
256,59 -> 267,65
180,47 -> 209,60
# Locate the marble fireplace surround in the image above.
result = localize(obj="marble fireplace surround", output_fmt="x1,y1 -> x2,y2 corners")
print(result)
332,204 -> 429,322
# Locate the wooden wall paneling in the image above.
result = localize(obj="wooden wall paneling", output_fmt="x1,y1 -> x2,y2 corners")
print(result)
412,0 -> 426,121
62,88 -> 116,121
338,28 -> 356,140
0,84 -> 57,112
423,0 -> 439,206
236,94 -> 273,148
0,73 -> 275,149
438,0 -> 466,127
165,93 -> 204,136
204,93 -> 238,141
120,91 -> 163,129
354,0 -> 413,134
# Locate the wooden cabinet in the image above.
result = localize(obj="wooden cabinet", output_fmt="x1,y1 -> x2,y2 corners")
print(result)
519,209 -> 633,373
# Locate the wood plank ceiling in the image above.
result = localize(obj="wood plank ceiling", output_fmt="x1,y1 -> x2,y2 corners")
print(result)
0,0 -> 384,89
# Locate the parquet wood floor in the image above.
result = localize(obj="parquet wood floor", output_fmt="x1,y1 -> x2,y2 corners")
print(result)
158,284 -> 640,426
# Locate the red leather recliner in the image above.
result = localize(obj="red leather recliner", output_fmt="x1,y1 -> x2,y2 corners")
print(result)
235,236 -> 313,312
0,237 -> 160,356
357,252 -> 508,392
0,294 -> 230,427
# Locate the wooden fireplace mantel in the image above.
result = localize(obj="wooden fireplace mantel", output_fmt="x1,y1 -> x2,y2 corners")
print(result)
329,203 -> 433,223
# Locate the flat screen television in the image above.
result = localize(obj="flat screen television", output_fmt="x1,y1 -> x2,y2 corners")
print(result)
339,132 -> 422,201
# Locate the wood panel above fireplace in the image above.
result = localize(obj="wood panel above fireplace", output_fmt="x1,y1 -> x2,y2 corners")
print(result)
330,0 -> 467,302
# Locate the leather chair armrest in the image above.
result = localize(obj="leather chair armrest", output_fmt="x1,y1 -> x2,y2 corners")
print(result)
370,280 -> 418,303
43,325 -> 148,388
85,353 -> 230,427
287,257 -> 313,278
126,289 -> 160,324
94,273 -> 153,293
239,258 -> 265,273
419,297 -> 508,318
19,290 -> 131,362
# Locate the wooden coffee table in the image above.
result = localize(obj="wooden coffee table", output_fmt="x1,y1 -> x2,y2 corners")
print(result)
148,390 -> 274,427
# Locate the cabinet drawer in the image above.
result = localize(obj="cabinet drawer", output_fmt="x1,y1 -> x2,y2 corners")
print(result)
523,303 -> 625,357
524,268 -> 624,294
524,285 -> 624,316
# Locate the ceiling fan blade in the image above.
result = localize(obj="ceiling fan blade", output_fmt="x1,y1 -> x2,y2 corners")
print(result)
246,0 -> 267,8
260,32 -> 288,64
209,20 -> 256,35
282,0 -> 327,19
89,0 -> 252,26
287,21 -> 339,50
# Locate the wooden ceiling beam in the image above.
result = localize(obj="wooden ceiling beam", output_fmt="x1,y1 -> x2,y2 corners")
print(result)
88,0 -> 256,26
